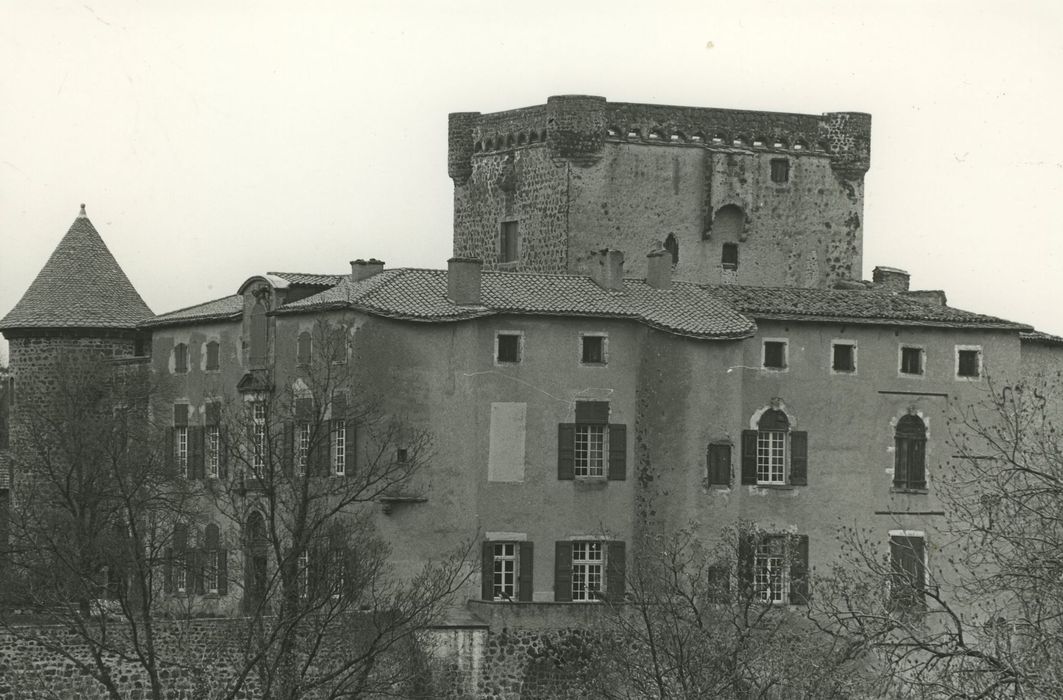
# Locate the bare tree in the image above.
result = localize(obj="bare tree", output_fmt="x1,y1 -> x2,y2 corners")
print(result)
206,319 -> 471,699
815,372 -> 1063,698
3,349 -> 196,700
581,523 -> 874,700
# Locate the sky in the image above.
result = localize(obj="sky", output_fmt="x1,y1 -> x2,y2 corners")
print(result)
2,0 -> 1062,365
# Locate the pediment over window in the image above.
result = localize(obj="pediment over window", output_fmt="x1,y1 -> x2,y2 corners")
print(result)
237,370 -> 273,394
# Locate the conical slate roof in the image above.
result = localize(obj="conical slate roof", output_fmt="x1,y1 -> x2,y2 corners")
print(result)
0,205 -> 153,331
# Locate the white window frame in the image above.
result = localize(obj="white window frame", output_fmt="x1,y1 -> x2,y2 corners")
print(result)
206,425 -> 220,479
754,537 -> 787,604
571,541 -> 604,602
955,345 -> 983,381
830,339 -> 858,375
761,338 -> 789,372
579,332 -> 609,367
494,331 -> 524,366
175,426 -> 189,478
298,550 -> 310,599
252,401 -> 267,471
332,419 -> 346,476
756,430 -> 787,484
174,556 -> 188,594
327,548 -> 344,599
491,542 -> 518,601
297,422 -> 311,476
898,344 -> 926,378
574,423 -> 608,478
206,549 -> 220,594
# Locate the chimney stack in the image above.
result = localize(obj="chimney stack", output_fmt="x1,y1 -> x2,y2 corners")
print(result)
351,258 -> 385,282
447,257 -> 483,305
588,249 -> 626,292
645,242 -> 673,290
872,266 -> 910,293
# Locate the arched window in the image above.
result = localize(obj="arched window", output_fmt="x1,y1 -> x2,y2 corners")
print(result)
664,234 -> 679,268
250,300 -> 267,367
297,331 -> 313,366
894,415 -> 927,490
741,408 -> 807,486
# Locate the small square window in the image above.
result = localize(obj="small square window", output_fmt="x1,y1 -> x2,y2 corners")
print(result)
832,342 -> 856,373
396,448 -> 409,463
763,340 -> 787,370
496,333 -> 522,364
770,158 -> 790,183
900,347 -> 924,376
499,221 -> 519,263
581,335 -> 606,365
721,243 -> 739,270
957,348 -> 981,378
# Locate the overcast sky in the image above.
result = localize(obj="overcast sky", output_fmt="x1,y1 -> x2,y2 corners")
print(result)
2,1 -> 1062,364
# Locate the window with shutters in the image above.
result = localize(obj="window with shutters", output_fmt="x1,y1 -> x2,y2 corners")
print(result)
900,345 -> 925,376
706,442 -> 732,486
894,415 -> 927,491
555,540 -> 625,602
956,346 -> 982,379
831,340 -> 857,374
496,332 -> 523,364
482,540 -> 533,601
499,221 -> 519,263
889,533 -> 927,612
173,343 -> 189,374
762,339 -> 788,370
580,333 -> 607,366
558,401 -> 627,482
575,424 -> 607,477
297,331 -> 312,367
205,341 -> 220,371
332,419 -> 346,476
742,408 -> 807,487
738,531 -> 809,605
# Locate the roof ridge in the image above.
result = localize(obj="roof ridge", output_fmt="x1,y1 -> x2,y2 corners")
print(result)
152,293 -> 242,319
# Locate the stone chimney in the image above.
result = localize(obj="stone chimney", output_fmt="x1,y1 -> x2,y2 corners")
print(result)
872,266 -> 910,293
588,249 -> 625,292
351,258 -> 385,282
645,242 -> 673,290
447,257 -> 482,305
904,289 -> 948,307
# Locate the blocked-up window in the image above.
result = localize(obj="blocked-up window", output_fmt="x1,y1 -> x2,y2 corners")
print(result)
488,402 -> 527,482
297,332 -> 312,366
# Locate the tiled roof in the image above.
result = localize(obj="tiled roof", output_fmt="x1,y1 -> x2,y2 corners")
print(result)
141,294 -> 244,328
276,269 -> 757,340
1020,330 -> 1063,346
268,272 -> 344,287
705,285 -> 1032,331
0,208 -> 153,331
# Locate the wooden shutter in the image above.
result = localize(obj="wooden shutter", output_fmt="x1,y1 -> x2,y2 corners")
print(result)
282,422 -> 294,477
910,439 -> 927,489
894,437 -> 909,488
741,430 -> 758,484
312,424 -> 329,477
557,424 -> 575,480
518,541 -> 534,602
190,426 -> 205,479
737,531 -> 755,594
789,534 -> 810,605
345,420 -> 356,476
554,542 -> 573,602
217,549 -> 228,595
481,541 -> 494,600
789,431 -> 808,485
608,424 -> 627,480
707,443 -> 731,486
606,541 -> 626,601
165,428 -> 176,474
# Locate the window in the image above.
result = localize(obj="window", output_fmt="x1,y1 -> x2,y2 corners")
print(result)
721,243 -> 739,270
580,334 -> 606,365
297,331 -> 312,366
770,158 -> 790,183
207,425 -> 220,479
174,343 -> 189,374
558,401 -> 627,481
664,234 -> 679,268
499,221 -> 519,263
956,346 -> 982,379
250,300 -> 267,367
297,423 -> 311,476
740,533 -> 809,605
327,548 -> 345,599
706,442 -> 732,486
205,341 -> 220,371
204,524 -> 222,594
900,346 -> 924,376
331,327 -> 347,364
481,540 -> 533,601
832,341 -> 856,373
889,533 -> 926,612
298,550 -> 310,599
762,340 -> 788,370
252,402 -> 266,471
396,448 -> 408,463
493,543 -> 517,600
741,408 -> 808,486
496,332 -> 522,364
175,426 -> 189,478
894,415 -> 927,491
571,541 -> 604,602
332,419 -> 346,476
169,524 -> 189,595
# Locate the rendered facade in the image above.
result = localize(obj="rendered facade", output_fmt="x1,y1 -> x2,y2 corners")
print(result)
2,96 -> 1062,694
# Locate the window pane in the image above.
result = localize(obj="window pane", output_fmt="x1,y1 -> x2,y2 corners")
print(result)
757,431 -> 786,483
575,425 -> 607,477
492,543 -> 517,600
572,542 -> 603,601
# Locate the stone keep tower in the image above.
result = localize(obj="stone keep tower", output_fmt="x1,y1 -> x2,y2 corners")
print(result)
0,205 -> 153,463
449,95 -> 871,288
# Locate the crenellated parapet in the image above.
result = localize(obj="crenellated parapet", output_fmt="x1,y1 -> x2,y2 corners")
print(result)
448,96 -> 871,179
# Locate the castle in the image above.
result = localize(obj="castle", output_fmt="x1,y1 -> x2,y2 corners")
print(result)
1,95 -> 1060,696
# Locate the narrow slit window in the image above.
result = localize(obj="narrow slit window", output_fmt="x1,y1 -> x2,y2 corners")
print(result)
499,221 -> 519,263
